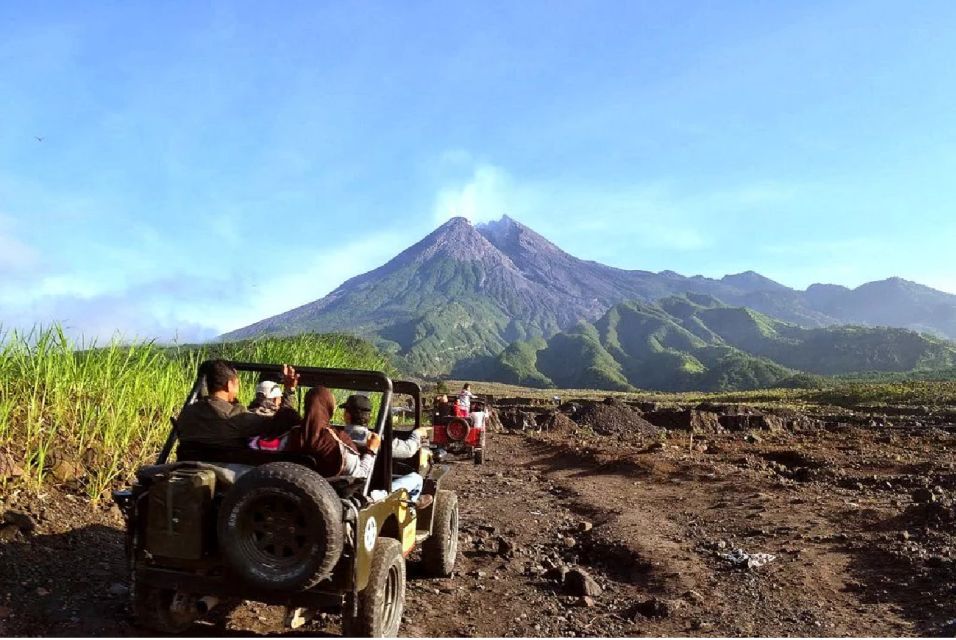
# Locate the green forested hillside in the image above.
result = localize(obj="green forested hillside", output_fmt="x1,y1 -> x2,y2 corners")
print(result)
223,216 -> 956,387
480,295 -> 956,391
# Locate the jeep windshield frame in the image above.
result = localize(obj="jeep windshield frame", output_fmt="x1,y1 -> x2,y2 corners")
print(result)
392,379 -> 422,429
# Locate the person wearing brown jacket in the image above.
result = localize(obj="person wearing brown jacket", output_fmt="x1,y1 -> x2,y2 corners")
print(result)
177,360 -> 302,452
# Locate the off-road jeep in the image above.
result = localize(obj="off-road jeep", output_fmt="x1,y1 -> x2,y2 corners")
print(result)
431,397 -> 488,464
112,361 -> 459,637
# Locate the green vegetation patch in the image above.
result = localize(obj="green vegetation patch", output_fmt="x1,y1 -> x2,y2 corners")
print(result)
0,325 -> 390,500
477,295 -> 956,392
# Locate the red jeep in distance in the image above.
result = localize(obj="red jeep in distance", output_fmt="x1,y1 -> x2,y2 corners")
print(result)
430,398 -> 487,465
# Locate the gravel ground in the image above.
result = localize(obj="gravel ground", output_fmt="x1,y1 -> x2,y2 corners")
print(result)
2,414 -> 956,637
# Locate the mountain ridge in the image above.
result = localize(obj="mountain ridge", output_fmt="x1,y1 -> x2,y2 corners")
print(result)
223,215 -> 956,385
473,295 -> 956,392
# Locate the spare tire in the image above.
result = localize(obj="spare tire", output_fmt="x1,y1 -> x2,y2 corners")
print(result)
217,461 -> 343,591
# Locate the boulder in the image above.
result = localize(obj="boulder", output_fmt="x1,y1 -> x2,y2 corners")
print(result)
718,415 -> 752,431
564,567 -> 602,597
718,413 -> 783,432
541,412 -> 577,432
499,409 -> 538,431
497,537 -> 515,558
0,524 -> 21,542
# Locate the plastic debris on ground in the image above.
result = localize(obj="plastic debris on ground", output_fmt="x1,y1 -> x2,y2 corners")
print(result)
719,548 -> 777,569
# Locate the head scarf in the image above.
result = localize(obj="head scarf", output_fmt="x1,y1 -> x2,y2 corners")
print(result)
287,386 -> 360,470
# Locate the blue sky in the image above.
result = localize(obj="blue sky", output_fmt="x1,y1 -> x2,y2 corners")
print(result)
2,0 -> 956,341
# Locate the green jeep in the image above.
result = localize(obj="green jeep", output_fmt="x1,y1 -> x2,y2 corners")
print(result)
112,361 -> 459,636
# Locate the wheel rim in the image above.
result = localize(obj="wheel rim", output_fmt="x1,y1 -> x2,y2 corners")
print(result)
447,419 -> 469,441
238,490 -> 312,569
382,562 -> 402,632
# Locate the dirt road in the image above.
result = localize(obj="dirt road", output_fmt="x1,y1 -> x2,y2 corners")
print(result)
2,423 -> 956,636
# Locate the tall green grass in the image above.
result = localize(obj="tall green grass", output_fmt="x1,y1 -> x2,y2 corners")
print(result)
0,325 -> 390,501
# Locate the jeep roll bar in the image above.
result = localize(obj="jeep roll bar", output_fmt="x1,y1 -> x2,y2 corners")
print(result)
392,380 -> 422,429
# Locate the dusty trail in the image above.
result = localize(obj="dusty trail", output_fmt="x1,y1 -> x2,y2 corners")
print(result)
2,427 -> 955,636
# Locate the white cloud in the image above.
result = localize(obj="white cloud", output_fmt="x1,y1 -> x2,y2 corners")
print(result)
428,156 -> 802,254
429,162 -> 720,252
0,228 -> 410,342
432,164 -> 514,224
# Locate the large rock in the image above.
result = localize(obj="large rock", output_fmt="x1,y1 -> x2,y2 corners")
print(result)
0,525 -> 21,541
630,597 -> 672,619
564,567 -> 602,597
545,564 -> 570,584
541,412 -> 577,432
497,536 -> 515,558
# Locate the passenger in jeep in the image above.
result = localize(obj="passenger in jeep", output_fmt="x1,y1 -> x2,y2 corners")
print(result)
340,395 -> 428,459
247,379 -> 286,416
177,360 -> 301,452
338,394 -> 427,500
287,386 -> 380,479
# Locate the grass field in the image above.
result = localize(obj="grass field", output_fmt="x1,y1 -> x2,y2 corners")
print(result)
444,378 -> 956,410
3,324 -> 955,503
0,325 -> 390,500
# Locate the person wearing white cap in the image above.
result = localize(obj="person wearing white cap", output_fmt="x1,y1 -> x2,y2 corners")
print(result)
248,379 -> 287,416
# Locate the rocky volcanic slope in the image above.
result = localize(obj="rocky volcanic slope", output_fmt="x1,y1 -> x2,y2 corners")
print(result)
223,215 -> 956,376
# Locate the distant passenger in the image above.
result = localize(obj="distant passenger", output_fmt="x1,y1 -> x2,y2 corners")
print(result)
177,360 -> 301,453
455,383 -> 474,417
435,395 -> 452,419
246,380 -> 293,450
469,400 -> 487,430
